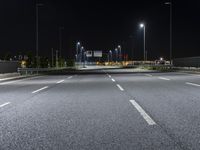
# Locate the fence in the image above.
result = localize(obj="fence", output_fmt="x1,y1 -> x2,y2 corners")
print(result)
173,57 -> 200,67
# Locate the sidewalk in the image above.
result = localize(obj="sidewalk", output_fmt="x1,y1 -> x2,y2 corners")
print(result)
76,65 -> 121,70
0,73 -> 27,82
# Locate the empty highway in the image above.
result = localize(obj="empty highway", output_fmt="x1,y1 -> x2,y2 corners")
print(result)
0,69 -> 200,149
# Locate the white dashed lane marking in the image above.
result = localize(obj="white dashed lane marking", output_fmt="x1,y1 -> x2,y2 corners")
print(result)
158,77 -> 171,81
186,82 -> 200,87
0,102 -> 11,108
116,84 -> 124,91
32,86 -> 48,94
130,100 -> 156,126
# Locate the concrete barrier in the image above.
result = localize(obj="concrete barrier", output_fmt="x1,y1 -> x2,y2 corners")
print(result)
0,61 -> 20,73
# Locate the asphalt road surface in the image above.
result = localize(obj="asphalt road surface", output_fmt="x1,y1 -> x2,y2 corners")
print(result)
0,70 -> 200,149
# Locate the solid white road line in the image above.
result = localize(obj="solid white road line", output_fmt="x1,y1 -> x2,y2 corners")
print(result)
116,84 -> 124,91
158,77 -> 171,81
130,100 -> 156,125
145,74 -> 152,77
32,86 -> 48,94
0,102 -> 11,108
186,82 -> 200,87
56,80 -> 65,84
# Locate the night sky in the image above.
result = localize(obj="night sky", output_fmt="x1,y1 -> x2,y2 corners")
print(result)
0,0 -> 200,60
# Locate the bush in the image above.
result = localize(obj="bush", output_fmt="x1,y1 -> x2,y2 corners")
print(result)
66,59 -> 75,67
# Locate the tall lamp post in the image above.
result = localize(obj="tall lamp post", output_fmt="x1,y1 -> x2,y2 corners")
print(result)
80,46 -> 84,64
76,42 -> 80,62
36,3 -> 43,68
165,1 -> 172,65
59,27 -> 64,58
140,23 -> 146,61
118,45 -> 122,62
115,48 -> 118,63
109,50 -> 112,63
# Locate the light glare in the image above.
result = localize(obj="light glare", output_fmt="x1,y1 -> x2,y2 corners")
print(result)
140,24 -> 144,28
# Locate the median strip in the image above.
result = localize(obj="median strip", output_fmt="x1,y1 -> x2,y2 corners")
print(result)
186,82 -> 200,87
130,100 -> 156,125
32,86 -> 48,94
116,84 -> 124,91
0,102 -> 11,108
158,77 -> 170,81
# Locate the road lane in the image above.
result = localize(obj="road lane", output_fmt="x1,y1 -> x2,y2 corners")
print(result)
0,75 -> 71,106
0,74 -> 180,150
112,72 -> 200,150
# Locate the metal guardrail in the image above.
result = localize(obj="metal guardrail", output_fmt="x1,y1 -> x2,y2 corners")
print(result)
17,67 -> 75,75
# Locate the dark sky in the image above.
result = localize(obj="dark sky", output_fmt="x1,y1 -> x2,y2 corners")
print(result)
0,0 -> 200,60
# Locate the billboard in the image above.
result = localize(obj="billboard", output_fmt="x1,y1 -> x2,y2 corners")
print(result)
93,51 -> 102,57
86,51 -> 92,57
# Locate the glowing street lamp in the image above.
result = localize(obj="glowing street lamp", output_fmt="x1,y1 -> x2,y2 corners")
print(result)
76,42 -> 80,62
140,23 -> 146,61
109,50 -> 113,62
118,45 -> 122,62
115,48 -> 118,62
140,24 -> 144,28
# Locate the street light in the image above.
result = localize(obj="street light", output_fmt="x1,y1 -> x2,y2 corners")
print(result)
115,48 -> 118,63
76,42 -> 80,62
165,1 -> 172,65
140,23 -> 146,61
140,24 -> 144,28
81,47 -> 86,68
80,46 -> 84,63
36,3 -> 43,68
118,45 -> 121,62
109,50 -> 112,62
